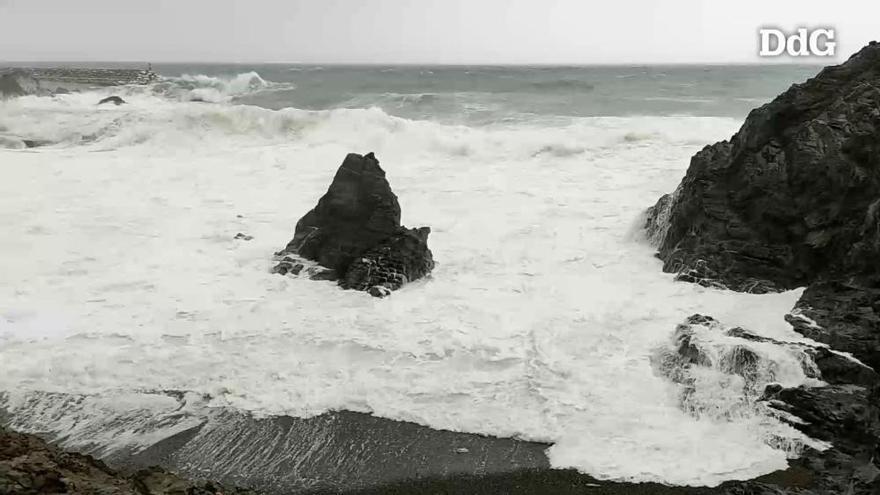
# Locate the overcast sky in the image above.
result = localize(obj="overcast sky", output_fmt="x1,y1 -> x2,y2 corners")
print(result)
0,0 -> 876,64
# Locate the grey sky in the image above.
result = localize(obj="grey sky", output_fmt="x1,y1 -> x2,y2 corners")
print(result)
0,0 -> 876,64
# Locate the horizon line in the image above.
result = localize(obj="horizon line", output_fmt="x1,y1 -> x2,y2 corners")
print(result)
0,59 -> 837,67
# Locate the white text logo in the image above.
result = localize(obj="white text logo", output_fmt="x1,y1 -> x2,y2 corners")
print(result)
759,28 -> 836,57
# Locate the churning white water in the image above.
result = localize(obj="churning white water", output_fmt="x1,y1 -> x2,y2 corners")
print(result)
0,79 -> 825,486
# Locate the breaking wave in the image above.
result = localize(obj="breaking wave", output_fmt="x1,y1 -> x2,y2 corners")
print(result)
156,71 -> 296,102
652,315 -> 830,457
0,89 -> 740,156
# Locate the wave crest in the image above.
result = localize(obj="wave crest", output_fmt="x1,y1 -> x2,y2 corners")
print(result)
158,71 -> 294,103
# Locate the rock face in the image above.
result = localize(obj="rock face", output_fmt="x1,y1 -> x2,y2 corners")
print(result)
342,226 -> 435,293
0,426 -> 255,495
763,383 -> 880,495
646,42 -> 880,293
647,41 -> 880,495
785,281 -> 880,371
274,152 -> 433,296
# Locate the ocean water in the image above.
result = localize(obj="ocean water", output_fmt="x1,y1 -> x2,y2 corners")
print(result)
0,63 -> 833,486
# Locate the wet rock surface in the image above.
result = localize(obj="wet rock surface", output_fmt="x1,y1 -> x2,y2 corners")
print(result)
763,384 -> 880,494
647,42 -> 880,292
647,41 -> 880,495
654,314 -> 880,494
0,426 -> 255,494
274,152 -> 433,296
785,280 -> 880,371
341,226 -> 435,293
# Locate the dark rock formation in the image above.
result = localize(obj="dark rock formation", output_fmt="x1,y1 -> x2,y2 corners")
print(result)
647,42 -> 880,495
762,383 -> 880,494
785,281 -> 880,371
98,95 -> 127,105
280,152 -> 401,273
655,315 -> 880,494
646,42 -> 880,292
341,227 -> 435,293
658,314 -> 876,399
274,152 -> 433,296
0,426 -> 254,495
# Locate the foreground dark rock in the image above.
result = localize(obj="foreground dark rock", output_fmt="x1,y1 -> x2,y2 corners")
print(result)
0,426 -> 255,494
274,152 -> 434,296
646,41 -> 880,292
763,384 -> 880,494
785,281 -> 880,371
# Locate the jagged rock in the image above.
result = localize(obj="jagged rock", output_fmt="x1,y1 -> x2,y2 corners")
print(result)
761,383 -> 880,494
657,314 -> 880,494
646,42 -> 880,292
272,257 -> 304,276
342,227 -> 434,295
724,326 -> 877,387
278,152 -> 401,273
98,95 -> 126,105
785,281 -> 880,371
274,152 -> 433,295
646,43 -> 880,495
663,314 -> 876,388
0,426 -> 255,495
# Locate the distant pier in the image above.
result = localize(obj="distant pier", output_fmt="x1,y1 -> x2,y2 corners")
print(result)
0,66 -> 160,97
22,67 -> 160,87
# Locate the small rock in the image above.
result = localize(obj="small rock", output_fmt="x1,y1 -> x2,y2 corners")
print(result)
308,267 -> 338,281
234,233 -> 253,241
98,95 -> 126,105
368,286 -> 392,298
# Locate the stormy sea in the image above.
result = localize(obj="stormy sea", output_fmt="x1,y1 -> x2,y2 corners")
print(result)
0,62 -> 835,492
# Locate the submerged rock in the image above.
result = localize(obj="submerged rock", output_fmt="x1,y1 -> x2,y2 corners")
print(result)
98,95 -> 127,105
656,315 -> 880,494
274,152 -> 433,296
646,42 -> 880,292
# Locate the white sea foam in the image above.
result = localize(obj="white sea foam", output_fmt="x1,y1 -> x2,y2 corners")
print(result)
0,92 -> 817,486
166,71 -> 293,102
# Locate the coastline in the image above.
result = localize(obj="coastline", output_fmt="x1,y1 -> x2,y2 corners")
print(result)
2,401 -> 809,494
